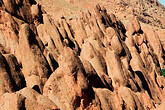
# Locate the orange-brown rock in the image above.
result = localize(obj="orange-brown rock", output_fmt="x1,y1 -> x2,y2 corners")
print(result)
118,86 -> 144,110
0,93 -> 25,110
43,47 -> 93,109
0,0 -> 165,109
19,23 -> 52,92
93,88 -> 122,110
3,54 -> 26,90
17,87 -> 59,110
43,14 -> 64,54
0,53 -> 14,96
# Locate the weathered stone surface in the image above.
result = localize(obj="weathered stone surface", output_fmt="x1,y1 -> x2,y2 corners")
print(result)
141,23 -> 164,68
0,10 -> 23,55
19,23 -> 52,92
17,87 -> 59,110
43,14 -> 64,54
3,54 -> 26,91
0,0 -> 165,109
2,0 -> 17,15
37,24 -> 48,45
0,53 -> 14,96
43,47 -> 92,109
31,4 -> 40,19
122,20 -> 136,35
132,17 -> 141,32
0,93 -> 25,110
118,86 -> 144,110
106,48 -> 128,88
111,35 -> 123,55
94,88 -> 122,110
81,42 -> 112,89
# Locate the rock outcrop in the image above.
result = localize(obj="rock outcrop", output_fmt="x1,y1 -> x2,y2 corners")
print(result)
0,0 -> 165,109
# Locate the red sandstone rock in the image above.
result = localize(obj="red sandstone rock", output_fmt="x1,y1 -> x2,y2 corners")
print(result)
3,54 -> 26,90
17,87 -> 59,110
0,93 -> 25,110
43,47 -> 92,109
0,0 -> 165,109
19,23 -> 52,93
0,53 -> 14,95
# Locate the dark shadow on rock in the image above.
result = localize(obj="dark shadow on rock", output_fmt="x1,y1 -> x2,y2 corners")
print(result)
135,71 -> 153,99
32,85 -> 41,94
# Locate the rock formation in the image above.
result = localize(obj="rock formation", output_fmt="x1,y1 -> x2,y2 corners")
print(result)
0,0 -> 165,109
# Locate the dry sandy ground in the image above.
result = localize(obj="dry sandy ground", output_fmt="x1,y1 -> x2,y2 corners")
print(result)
35,0 -> 87,20
35,0 -> 165,28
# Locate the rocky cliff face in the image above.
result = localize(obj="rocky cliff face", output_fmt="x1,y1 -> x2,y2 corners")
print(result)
0,0 -> 165,109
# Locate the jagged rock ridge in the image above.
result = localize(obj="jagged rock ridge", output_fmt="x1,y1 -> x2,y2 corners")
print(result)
0,0 -> 165,109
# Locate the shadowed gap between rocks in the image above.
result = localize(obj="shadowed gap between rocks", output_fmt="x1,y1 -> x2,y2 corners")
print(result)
32,85 -> 41,94
135,71 -> 153,99
3,56 -> 26,91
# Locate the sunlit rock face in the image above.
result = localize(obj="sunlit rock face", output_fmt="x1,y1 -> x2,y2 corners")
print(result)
0,0 -> 165,109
